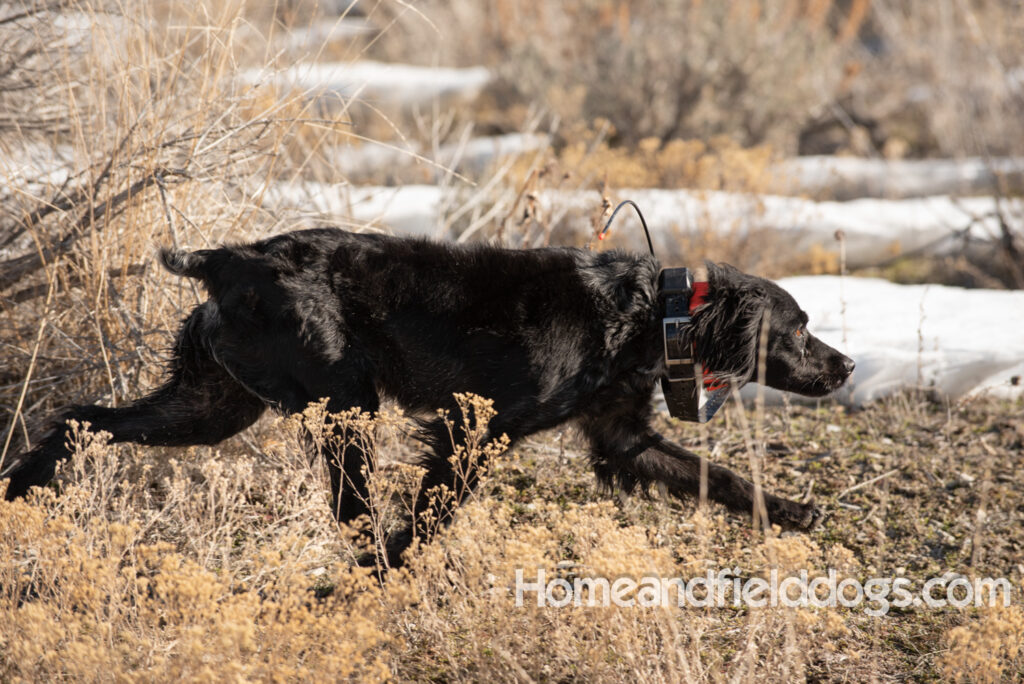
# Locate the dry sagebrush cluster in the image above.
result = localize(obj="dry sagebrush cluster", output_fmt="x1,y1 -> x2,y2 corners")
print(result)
377,0 -> 1024,157
6,397 -> 1023,681
0,402 -> 876,682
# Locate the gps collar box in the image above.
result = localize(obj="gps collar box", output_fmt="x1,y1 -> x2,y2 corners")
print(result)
659,267 -> 730,423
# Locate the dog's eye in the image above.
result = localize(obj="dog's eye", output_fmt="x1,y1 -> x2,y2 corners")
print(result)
794,329 -> 803,338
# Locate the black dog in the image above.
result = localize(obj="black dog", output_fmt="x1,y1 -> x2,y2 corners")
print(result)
2,229 -> 854,566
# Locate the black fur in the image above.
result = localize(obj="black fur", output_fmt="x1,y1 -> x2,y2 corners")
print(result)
2,229 -> 854,566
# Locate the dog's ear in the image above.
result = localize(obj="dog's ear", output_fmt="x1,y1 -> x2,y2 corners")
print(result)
690,263 -> 768,386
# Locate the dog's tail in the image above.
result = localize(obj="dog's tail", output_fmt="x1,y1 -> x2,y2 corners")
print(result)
159,247 -> 215,280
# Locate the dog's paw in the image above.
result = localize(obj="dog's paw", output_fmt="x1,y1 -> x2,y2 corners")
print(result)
799,501 -> 827,530
767,499 -> 826,531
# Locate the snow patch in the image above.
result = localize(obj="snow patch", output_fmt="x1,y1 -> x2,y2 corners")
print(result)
604,188 -> 1007,266
263,183 -> 443,236
772,156 -> 1024,200
0,143 -> 73,186
264,184 -> 1009,266
329,133 -> 548,179
275,18 -> 375,53
241,61 -> 491,106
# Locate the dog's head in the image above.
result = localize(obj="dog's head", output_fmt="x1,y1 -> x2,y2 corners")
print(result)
691,263 -> 854,398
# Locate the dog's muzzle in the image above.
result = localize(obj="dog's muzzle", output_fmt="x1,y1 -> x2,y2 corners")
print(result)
659,267 -> 729,423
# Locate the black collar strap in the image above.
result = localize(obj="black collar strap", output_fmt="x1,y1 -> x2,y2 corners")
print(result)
659,267 -> 730,423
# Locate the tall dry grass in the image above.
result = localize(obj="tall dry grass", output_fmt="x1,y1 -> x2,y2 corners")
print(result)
0,5 -> 401,676
0,419 -> 392,681
0,0 -> 360,455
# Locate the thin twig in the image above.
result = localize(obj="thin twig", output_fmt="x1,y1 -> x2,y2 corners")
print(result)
0,260 -> 58,471
836,469 -> 898,500
970,438 -> 996,567
4,263 -> 145,304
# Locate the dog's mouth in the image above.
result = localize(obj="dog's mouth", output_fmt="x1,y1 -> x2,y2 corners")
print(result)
796,362 -> 855,397
764,350 -> 855,398
799,374 -> 850,397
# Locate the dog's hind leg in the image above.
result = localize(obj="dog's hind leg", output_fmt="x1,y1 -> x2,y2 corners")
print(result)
381,411 -> 513,568
2,303 -> 266,500
312,391 -> 381,526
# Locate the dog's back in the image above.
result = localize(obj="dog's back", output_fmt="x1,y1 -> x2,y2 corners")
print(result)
158,229 -> 663,421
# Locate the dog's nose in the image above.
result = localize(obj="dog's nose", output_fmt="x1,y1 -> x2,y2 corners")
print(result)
842,357 -> 855,375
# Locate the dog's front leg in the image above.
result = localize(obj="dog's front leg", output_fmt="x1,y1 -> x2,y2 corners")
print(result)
583,416 -> 821,530
636,434 -> 823,530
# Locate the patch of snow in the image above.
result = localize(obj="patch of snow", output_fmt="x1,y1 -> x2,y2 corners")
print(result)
0,143 -> 73,186
329,144 -> 414,179
436,133 -> 548,175
550,188 -> 1008,266
262,183 -> 1011,266
772,156 -> 1024,200
275,18 -> 375,52
241,61 -> 491,107
264,183 -> 443,236
329,133 -> 548,178
1007,67 -> 1024,95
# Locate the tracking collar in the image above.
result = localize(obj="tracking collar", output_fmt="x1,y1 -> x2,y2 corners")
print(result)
659,267 -> 730,422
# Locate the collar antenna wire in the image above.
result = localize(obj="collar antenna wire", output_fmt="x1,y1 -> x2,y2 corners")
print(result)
599,199 -> 656,257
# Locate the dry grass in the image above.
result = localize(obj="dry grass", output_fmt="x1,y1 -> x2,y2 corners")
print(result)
0,417 -> 393,681
2,391 -> 1023,681
507,132 -> 778,195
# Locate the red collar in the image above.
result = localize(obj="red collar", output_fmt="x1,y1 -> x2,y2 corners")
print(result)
687,281 -> 726,391
689,281 -> 709,313
659,268 -> 730,421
